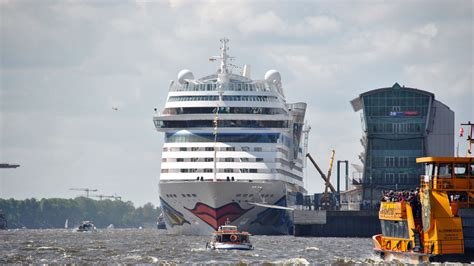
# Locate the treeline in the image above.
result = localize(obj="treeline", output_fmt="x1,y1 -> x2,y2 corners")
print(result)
0,197 -> 160,229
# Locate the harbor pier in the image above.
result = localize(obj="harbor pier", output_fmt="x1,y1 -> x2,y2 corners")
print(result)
293,209 -> 380,237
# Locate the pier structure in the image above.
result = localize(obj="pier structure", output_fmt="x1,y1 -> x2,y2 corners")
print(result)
293,209 -> 380,237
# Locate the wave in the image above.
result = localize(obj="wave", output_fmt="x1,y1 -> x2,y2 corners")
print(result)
36,246 -> 65,252
268,258 -> 310,265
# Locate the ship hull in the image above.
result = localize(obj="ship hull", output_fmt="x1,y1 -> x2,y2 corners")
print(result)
159,180 -> 294,235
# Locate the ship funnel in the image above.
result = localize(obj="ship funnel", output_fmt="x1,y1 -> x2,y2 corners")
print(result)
243,65 -> 251,78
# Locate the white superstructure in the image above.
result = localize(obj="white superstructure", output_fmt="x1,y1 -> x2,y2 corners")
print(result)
153,39 -> 307,235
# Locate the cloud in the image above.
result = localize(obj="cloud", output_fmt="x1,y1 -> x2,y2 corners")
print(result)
238,12 -> 341,37
414,23 -> 438,37
403,63 -> 473,99
238,11 -> 286,35
1,0 -> 472,204
305,16 -> 341,34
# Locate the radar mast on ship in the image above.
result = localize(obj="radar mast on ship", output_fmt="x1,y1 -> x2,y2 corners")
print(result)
209,38 -> 235,83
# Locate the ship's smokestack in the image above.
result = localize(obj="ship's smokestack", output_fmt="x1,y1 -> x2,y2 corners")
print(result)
243,64 -> 251,78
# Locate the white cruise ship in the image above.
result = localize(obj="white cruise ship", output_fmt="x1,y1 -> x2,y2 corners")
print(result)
153,39 -> 307,235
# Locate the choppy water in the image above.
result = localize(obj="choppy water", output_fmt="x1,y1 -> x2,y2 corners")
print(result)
0,229 -> 380,264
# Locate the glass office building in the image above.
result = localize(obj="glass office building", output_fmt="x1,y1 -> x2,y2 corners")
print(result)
350,83 -> 454,209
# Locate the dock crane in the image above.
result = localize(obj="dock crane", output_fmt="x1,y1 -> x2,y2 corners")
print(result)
69,188 -> 98,198
306,151 -> 338,209
91,194 -> 122,201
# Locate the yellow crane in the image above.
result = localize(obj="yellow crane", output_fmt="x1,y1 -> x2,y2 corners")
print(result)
306,150 -> 337,209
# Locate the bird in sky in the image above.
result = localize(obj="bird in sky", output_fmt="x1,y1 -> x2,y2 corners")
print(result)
112,107 -> 118,111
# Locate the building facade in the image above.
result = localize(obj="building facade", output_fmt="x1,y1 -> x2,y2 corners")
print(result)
350,83 -> 454,209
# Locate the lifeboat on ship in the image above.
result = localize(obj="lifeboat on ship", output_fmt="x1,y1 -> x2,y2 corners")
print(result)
206,221 -> 253,250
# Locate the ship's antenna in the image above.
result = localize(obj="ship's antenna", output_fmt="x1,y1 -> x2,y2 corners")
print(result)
209,38 -> 235,76
461,121 -> 473,157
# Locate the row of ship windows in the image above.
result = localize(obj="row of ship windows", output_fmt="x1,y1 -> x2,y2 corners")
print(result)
163,147 -> 300,162
164,146 -> 274,152
162,158 -> 303,172
154,120 -> 289,129
165,134 -> 279,144
165,193 -> 197,198
162,107 -> 287,115
163,168 -> 261,173
163,146 -> 290,158
171,82 -> 271,92
167,95 -> 279,102
161,168 -> 303,180
164,193 -> 275,198
163,157 -> 265,162
164,133 -> 293,149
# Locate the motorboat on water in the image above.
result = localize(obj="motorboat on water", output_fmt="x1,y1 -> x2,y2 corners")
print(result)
157,212 -> 166,230
206,221 -> 253,250
75,221 -> 96,232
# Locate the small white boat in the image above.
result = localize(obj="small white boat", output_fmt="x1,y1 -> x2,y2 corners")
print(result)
75,221 -> 96,232
157,213 -> 166,230
206,221 -> 253,250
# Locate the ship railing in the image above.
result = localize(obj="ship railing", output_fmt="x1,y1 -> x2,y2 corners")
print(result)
420,175 -> 474,192
170,82 -> 272,92
423,239 -> 464,255
379,201 -> 407,220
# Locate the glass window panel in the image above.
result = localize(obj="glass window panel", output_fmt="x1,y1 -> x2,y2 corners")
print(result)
454,164 -> 467,177
438,163 -> 452,178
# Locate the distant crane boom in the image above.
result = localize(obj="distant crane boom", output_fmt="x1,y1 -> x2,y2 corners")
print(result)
91,194 -> 122,201
69,188 -> 98,198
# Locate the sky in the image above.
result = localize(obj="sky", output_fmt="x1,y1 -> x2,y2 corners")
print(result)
0,0 -> 472,207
